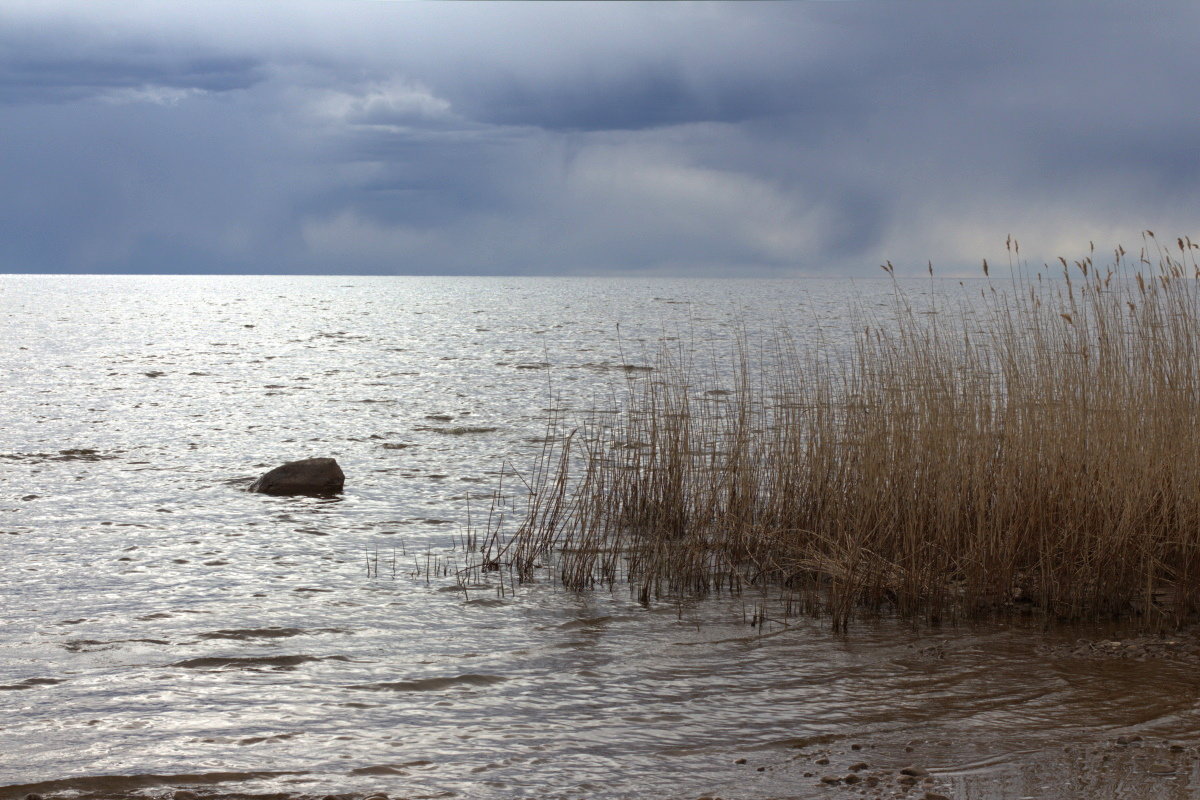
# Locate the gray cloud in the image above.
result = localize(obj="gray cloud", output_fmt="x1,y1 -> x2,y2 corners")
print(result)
3,1 -> 1200,276
0,54 -> 263,104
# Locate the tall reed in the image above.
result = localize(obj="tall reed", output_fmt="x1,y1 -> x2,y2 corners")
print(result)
501,235 -> 1200,629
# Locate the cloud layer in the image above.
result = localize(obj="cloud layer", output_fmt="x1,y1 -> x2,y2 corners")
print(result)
4,1 -> 1199,276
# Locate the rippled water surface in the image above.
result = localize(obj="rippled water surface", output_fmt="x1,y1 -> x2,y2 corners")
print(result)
3,275 -> 1199,800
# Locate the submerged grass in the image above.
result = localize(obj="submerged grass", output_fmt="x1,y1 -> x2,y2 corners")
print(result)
489,234 -> 1200,629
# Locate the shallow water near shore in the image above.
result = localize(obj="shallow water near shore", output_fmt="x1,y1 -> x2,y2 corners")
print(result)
3,275 -> 1199,800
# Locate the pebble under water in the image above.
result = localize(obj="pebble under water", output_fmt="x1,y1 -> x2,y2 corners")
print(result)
2,275 -> 1199,800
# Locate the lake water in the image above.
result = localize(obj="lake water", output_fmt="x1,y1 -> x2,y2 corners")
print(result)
2,275 -> 1198,800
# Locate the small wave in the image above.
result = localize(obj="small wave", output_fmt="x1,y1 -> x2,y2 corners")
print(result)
63,638 -> 168,652
415,426 -> 498,435
0,770 -> 304,799
170,654 -> 348,670
348,764 -> 409,776
221,476 -> 256,487
350,673 -> 506,692
580,362 -> 653,373
196,627 -> 309,640
0,677 -> 65,691
349,758 -> 434,776
0,448 -> 117,463
553,615 -> 638,631
238,732 -> 300,745
556,615 -> 617,630
752,733 -> 844,751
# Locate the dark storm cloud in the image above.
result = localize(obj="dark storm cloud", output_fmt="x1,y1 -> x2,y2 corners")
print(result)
3,1 -> 1200,275
466,64 -> 747,132
0,8 -> 266,105
451,55 -> 815,133
0,54 -> 263,104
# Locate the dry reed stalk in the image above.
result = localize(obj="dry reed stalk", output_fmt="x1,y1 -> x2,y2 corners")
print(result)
501,235 -> 1200,629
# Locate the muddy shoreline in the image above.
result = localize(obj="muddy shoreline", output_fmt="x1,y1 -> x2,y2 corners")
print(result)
8,729 -> 1200,800
7,626 -> 1200,800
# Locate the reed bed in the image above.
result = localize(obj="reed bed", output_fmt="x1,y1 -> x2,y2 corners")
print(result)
494,235 -> 1200,629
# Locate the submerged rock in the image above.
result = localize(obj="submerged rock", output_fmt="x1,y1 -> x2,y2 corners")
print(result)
248,457 -> 344,496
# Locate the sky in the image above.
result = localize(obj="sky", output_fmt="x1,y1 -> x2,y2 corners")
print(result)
3,1 -> 1199,277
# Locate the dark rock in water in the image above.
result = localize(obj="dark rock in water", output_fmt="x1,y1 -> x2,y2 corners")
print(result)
248,458 -> 344,496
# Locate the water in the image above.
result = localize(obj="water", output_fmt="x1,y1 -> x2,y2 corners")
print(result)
2,275 -> 1199,800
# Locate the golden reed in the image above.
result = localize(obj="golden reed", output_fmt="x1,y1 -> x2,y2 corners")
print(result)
498,234 -> 1200,629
